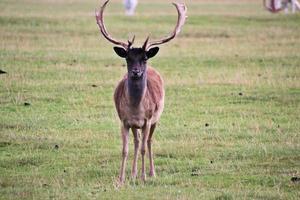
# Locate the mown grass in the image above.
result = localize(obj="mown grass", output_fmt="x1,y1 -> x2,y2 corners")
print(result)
1,0 -> 300,199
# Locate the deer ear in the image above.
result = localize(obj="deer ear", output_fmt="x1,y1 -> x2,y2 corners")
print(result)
113,47 -> 127,58
146,47 -> 159,59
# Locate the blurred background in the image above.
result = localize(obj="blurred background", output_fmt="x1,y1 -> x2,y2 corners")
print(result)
1,0 -> 299,199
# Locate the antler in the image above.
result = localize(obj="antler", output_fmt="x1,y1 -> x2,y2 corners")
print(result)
96,0 -> 187,50
95,0 -> 130,49
143,2 -> 187,50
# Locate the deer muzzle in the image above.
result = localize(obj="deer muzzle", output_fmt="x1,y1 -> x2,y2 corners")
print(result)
130,69 -> 143,80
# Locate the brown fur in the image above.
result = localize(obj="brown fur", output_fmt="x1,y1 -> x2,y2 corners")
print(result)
114,66 -> 164,129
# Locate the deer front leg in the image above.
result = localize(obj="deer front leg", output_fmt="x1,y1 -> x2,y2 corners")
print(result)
141,122 -> 151,182
131,128 -> 139,179
119,125 -> 129,185
148,123 -> 156,177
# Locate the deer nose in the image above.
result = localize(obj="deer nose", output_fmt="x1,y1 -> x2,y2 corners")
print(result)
131,68 -> 143,79
132,68 -> 140,75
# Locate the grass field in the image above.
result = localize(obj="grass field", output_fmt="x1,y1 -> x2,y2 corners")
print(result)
1,0 -> 300,199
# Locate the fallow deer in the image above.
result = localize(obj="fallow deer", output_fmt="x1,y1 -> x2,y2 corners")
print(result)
263,0 -> 300,13
95,0 -> 187,184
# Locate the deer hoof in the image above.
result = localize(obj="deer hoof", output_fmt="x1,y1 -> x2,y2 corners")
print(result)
149,171 -> 156,177
141,174 -> 146,182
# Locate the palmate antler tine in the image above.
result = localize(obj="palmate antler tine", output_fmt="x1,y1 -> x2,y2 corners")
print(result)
145,2 -> 187,50
142,36 -> 150,50
95,0 -> 128,49
128,35 -> 135,48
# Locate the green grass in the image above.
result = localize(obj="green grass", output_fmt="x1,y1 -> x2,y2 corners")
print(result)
1,0 -> 300,199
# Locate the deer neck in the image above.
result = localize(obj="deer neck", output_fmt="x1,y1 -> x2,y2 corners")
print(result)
127,74 -> 147,106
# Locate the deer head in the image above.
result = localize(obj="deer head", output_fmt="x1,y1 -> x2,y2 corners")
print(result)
95,0 -> 187,80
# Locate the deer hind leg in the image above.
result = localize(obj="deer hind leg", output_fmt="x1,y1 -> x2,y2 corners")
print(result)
148,123 -> 156,177
141,122 -> 151,182
131,128 -> 140,179
119,125 -> 129,184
